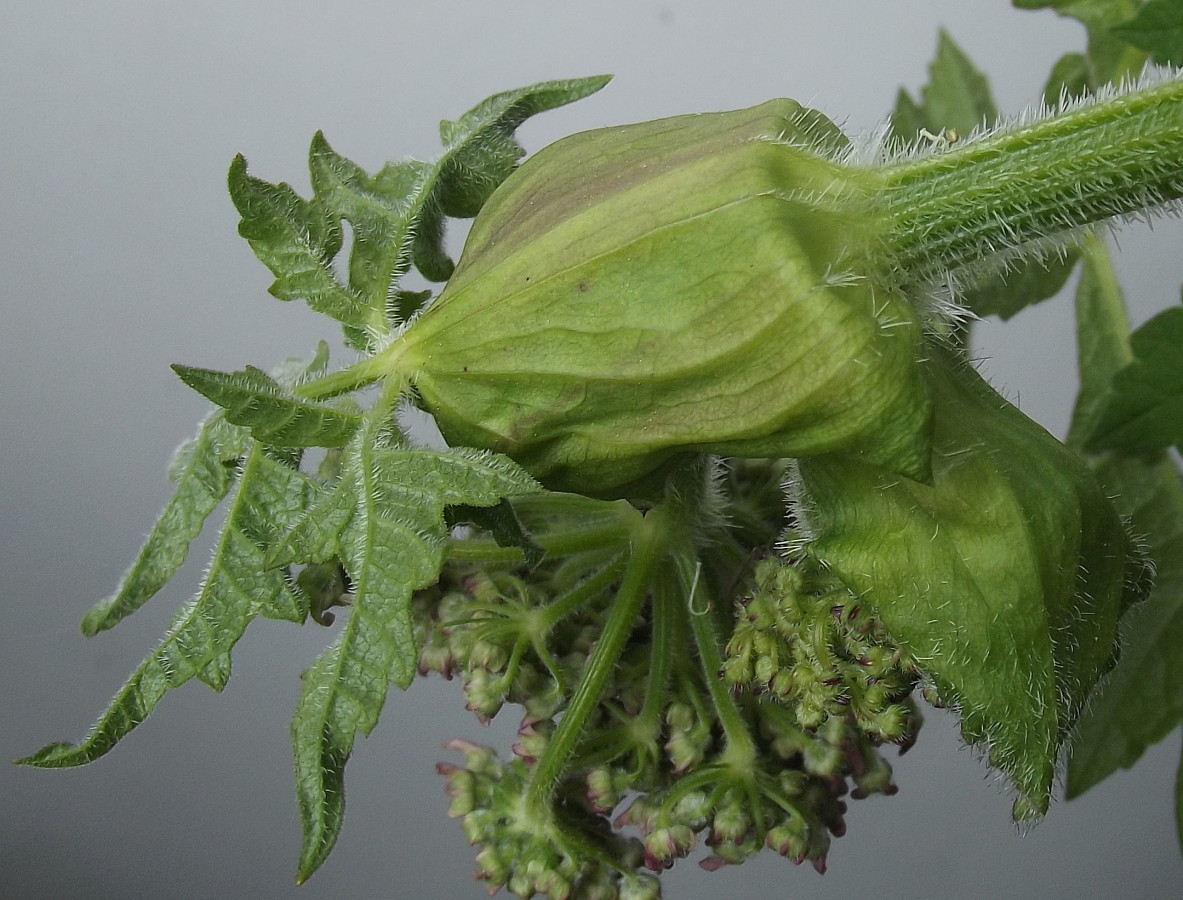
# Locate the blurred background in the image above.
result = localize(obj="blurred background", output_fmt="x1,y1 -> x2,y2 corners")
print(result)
3,2 -> 1181,897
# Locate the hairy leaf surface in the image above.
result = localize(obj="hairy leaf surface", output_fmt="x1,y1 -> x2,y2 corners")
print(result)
172,363 -> 361,448
80,413 -> 249,635
282,418 -> 541,882
233,76 -> 610,350
20,446 -> 321,767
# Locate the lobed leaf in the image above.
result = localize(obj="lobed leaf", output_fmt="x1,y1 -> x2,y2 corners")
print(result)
234,76 -> 611,353
285,414 -> 540,882
20,446 -> 322,768
228,155 -> 375,333
172,363 -> 362,448
80,412 -> 249,636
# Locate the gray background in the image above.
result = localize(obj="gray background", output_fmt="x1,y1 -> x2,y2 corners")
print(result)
3,2 -> 1182,898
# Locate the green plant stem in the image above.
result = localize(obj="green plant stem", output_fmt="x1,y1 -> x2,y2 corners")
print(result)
524,504 -> 666,818
633,568 -> 678,743
679,553 -> 757,770
881,76 -> 1183,278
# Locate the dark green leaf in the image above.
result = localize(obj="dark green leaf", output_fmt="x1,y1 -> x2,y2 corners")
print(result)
1066,453 -> 1183,794
434,76 -> 612,218
1086,304 -> 1183,453
172,363 -> 361,448
446,499 -> 546,570
80,413 -> 249,636
962,253 -> 1079,320
235,76 -> 610,355
1044,51 -> 1093,102
1064,233 -> 1183,797
1013,0 -> 1150,82
1112,0 -> 1183,64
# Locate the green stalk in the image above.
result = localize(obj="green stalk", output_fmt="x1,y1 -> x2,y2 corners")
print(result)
881,76 -> 1183,278
524,504 -> 666,817
678,553 -> 757,770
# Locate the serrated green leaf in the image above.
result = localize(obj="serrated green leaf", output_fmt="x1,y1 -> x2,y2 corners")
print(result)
433,76 -> 612,219
267,476 -> 354,569
1112,0 -> 1183,64
1085,304 -> 1183,453
235,76 -> 610,355
172,363 -> 361,448
286,412 -> 540,883
80,413 -> 249,636
228,154 -> 376,333
920,29 -> 998,137
309,137 -> 435,306
20,446 -> 320,768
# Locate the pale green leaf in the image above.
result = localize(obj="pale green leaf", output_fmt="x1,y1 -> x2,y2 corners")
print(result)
800,344 -> 1135,819
80,413 -> 249,636
171,363 -> 361,448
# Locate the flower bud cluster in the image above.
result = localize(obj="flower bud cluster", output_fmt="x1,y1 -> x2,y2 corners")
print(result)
723,556 -> 921,744
437,738 -> 658,900
414,567 -> 602,723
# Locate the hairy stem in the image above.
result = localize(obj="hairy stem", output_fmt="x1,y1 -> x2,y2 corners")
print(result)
881,76 -> 1183,278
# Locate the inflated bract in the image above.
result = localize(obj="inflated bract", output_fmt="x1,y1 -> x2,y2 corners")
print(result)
795,343 -> 1149,818
394,100 -> 930,495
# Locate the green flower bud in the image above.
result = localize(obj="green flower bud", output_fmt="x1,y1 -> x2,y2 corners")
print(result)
395,99 -> 931,495
796,341 -> 1148,818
